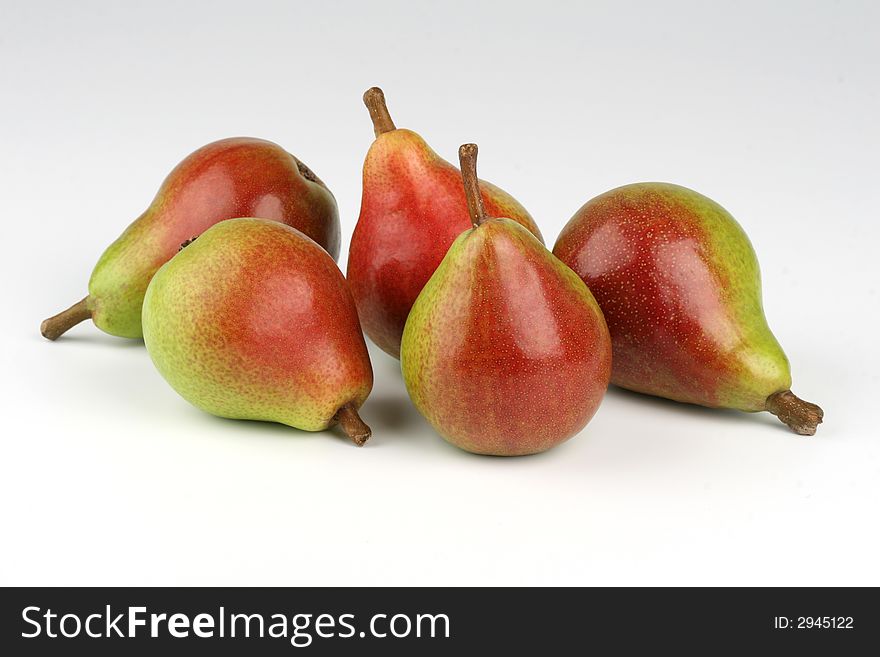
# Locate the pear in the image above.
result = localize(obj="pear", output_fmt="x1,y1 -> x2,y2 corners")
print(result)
41,137 -> 340,341
401,145 -> 612,456
347,87 -> 544,359
142,218 -> 372,445
553,182 -> 824,435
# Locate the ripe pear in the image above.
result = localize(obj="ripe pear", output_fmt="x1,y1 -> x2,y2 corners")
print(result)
347,87 -> 544,359
553,182 -> 823,435
41,137 -> 340,341
401,145 -> 612,456
142,218 -> 372,445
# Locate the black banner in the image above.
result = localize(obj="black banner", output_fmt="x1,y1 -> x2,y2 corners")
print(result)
1,587 -> 876,654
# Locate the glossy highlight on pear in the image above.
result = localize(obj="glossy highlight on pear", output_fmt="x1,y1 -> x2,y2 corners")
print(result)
347,87 -> 545,358
142,218 -> 372,445
553,182 -> 823,435
400,144 -> 612,456
42,137 -> 340,341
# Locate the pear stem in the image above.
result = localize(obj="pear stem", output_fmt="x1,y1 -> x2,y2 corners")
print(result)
41,296 -> 92,341
363,87 -> 396,137
458,143 -> 487,227
335,403 -> 371,446
765,390 -> 824,436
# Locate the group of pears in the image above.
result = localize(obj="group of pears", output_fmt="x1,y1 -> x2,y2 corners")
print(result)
41,87 -> 823,455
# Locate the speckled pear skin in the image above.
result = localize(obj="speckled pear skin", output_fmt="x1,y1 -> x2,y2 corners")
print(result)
142,218 -> 372,432
87,137 -> 340,338
348,128 -> 544,359
553,182 -> 791,412
401,218 -> 612,456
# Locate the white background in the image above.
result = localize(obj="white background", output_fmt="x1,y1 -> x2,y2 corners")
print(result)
1,0 -> 878,586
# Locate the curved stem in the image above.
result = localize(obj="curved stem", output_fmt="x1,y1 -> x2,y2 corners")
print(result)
458,143 -> 487,227
41,296 -> 92,340
765,390 -> 824,436
335,403 -> 371,446
363,87 -> 396,137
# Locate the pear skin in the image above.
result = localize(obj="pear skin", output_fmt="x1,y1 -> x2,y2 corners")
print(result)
401,145 -> 611,456
42,137 -> 339,340
142,218 -> 372,445
553,182 -> 823,435
347,87 -> 544,359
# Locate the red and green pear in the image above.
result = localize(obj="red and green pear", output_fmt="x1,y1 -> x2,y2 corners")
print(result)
401,145 -> 611,456
142,218 -> 372,445
41,137 -> 340,341
553,182 -> 823,435
347,87 -> 544,359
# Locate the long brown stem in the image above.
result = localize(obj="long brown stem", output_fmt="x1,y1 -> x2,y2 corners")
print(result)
335,403 -> 371,446
363,87 -> 396,137
765,390 -> 824,436
458,143 -> 487,227
41,296 -> 92,340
